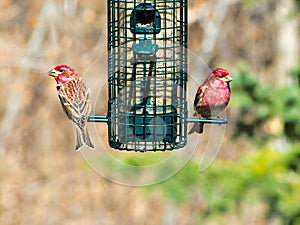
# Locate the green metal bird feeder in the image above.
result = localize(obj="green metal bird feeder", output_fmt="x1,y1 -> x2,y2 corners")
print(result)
88,0 -> 227,152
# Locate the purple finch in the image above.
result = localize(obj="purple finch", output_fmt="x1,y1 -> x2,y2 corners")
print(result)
189,68 -> 232,134
48,64 -> 94,150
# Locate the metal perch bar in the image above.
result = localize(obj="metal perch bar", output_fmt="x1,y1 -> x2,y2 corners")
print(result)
88,115 -> 109,123
88,115 -> 227,124
186,118 -> 228,124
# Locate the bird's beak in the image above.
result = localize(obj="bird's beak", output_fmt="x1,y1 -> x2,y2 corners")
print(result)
225,75 -> 233,82
47,69 -> 59,77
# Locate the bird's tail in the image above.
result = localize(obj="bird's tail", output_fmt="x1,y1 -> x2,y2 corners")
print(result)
75,126 -> 95,151
83,127 -> 95,149
188,123 -> 204,134
75,128 -> 84,151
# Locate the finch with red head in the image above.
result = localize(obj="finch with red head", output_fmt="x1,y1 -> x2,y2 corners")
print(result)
48,64 -> 94,150
189,68 -> 232,134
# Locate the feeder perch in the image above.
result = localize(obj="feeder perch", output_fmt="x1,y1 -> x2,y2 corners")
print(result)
88,0 -> 227,152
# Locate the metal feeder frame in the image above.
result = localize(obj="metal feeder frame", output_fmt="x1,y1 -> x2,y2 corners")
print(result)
88,0 -> 227,151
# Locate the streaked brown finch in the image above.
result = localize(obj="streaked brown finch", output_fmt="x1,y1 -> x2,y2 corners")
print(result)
189,68 -> 232,134
48,64 -> 94,150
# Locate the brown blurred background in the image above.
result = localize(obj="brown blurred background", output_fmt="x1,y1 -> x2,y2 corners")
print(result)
0,0 -> 299,224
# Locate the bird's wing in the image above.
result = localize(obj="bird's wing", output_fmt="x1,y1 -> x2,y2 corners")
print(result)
194,85 -> 207,108
58,80 -> 91,130
58,94 -> 73,120
59,92 -> 91,130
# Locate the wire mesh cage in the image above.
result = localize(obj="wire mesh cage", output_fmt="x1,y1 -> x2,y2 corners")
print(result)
107,0 -> 188,151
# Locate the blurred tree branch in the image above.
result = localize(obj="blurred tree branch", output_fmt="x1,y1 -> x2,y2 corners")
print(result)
0,0 -> 57,155
189,0 -> 240,63
276,0 -> 299,86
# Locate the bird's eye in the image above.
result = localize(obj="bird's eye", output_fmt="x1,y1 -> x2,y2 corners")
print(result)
58,69 -> 64,73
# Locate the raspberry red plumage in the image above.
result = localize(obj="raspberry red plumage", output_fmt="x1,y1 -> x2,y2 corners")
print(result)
48,64 -> 94,150
189,68 -> 232,134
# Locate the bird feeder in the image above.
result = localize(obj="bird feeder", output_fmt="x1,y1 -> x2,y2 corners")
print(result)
88,0 -> 227,152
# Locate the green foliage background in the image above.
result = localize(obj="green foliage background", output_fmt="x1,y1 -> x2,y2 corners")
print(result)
232,64 -> 300,141
141,144 -> 300,224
